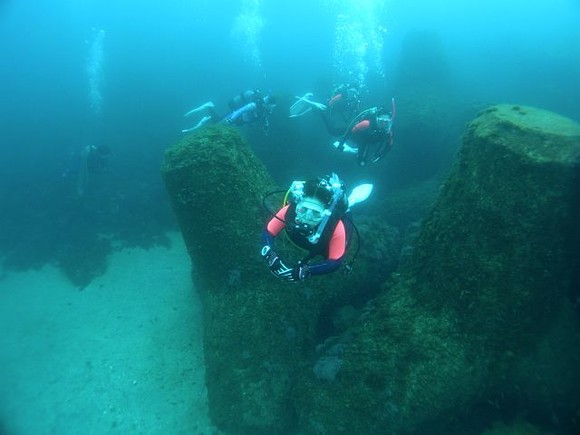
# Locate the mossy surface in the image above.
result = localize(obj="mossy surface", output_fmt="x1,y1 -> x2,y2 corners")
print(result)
162,108 -> 580,434
294,105 -> 580,434
411,104 -> 580,344
162,126 -> 272,284
163,126 -> 298,433
472,104 -> 580,163
162,126 -> 390,434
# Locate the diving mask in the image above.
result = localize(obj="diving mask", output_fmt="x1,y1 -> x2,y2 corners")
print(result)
295,198 -> 326,227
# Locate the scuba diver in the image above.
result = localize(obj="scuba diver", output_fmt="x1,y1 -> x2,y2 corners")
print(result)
261,173 -> 373,283
333,98 -> 396,166
182,89 -> 277,134
289,83 -> 361,136
325,83 -> 361,124
62,144 -> 110,198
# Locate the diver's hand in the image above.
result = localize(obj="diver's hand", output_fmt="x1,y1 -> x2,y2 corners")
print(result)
279,264 -> 310,283
261,246 -> 309,282
262,246 -> 290,278
333,140 -> 357,154
269,259 -> 295,280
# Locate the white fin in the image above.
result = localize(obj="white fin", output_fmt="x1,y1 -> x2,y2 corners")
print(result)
347,184 -> 373,208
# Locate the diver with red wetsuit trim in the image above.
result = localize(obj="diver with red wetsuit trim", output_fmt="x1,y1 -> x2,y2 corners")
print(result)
292,83 -> 361,136
334,98 -> 396,166
261,173 -> 363,283
323,83 -> 361,134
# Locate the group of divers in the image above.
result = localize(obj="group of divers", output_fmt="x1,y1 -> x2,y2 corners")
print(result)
64,85 -> 395,282
183,84 -> 396,283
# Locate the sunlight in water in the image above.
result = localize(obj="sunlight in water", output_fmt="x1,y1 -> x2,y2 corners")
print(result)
327,0 -> 388,87
231,0 -> 265,69
87,28 -> 106,115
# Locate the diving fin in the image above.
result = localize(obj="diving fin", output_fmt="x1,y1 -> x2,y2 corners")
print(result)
347,183 -> 373,208
289,93 -> 327,117
289,93 -> 314,117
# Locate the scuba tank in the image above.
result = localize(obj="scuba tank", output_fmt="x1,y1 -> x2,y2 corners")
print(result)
229,89 -> 261,111
307,173 -> 346,244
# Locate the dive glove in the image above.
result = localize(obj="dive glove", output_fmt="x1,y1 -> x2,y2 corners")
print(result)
262,245 -> 289,278
261,246 -> 310,282
282,264 -> 311,282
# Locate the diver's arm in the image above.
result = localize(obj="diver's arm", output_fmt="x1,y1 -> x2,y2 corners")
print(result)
262,205 -> 289,251
336,109 -> 371,150
320,110 -> 345,136
261,229 -> 275,247
261,206 -> 294,279
336,129 -> 352,151
225,102 -> 257,124
308,259 -> 342,276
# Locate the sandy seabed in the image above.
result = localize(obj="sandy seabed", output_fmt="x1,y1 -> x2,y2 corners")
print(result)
0,232 -> 216,435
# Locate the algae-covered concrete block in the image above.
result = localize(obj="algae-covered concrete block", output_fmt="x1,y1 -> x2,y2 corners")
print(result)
162,126 -> 272,285
295,105 -> 580,434
162,126 -> 300,433
413,104 -> 580,340
162,126 -> 380,434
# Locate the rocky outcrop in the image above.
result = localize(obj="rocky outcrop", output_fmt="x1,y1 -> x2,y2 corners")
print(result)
162,105 -> 580,434
161,126 -> 391,434
294,105 -> 580,434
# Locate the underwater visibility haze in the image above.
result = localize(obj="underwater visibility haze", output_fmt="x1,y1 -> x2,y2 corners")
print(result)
1,0 -> 580,434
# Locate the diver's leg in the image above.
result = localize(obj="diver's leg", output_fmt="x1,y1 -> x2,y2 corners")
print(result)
321,111 -> 346,136
184,101 -> 215,117
302,98 -> 327,111
181,115 -> 212,133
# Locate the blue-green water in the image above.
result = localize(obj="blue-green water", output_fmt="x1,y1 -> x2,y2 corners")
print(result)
1,1 -> 579,433
1,0 -> 579,273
